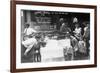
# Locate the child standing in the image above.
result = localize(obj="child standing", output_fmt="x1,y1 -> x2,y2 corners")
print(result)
33,35 -> 41,62
78,37 -> 87,54
63,32 -> 73,61
73,23 -> 82,40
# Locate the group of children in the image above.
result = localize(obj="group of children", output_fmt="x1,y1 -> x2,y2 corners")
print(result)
63,22 -> 90,61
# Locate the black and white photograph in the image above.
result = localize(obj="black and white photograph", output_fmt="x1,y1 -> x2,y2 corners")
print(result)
11,2 -> 97,72
21,10 -> 90,63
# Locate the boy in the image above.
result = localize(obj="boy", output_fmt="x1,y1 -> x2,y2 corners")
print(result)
63,32 -> 73,61
33,35 -> 41,62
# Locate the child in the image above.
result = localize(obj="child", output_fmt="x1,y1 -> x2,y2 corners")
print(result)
33,35 -> 41,62
73,23 -> 82,40
22,23 -> 37,56
33,34 -> 47,62
78,37 -> 86,54
83,23 -> 90,56
63,32 -> 73,61
70,36 -> 78,57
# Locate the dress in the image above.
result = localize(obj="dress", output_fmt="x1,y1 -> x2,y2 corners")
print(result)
74,27 -> 82,39
78,40 -> 86,53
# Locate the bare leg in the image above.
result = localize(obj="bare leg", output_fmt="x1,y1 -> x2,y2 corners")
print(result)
24,44 -> 33,56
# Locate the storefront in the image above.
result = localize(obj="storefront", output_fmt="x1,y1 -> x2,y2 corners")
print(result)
21,10 -> 90,35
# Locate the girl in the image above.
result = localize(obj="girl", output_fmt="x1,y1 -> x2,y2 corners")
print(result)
78,37 -> 87,54
73,23 -> 82,40
22,23 -> 37,56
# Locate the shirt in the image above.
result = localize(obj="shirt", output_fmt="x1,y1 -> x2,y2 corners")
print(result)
23,27 -> 37,41
24,28 -> 36,36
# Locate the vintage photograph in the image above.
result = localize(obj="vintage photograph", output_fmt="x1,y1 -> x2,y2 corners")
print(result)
21,10 -> 90,63
11,1 -> 97,72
